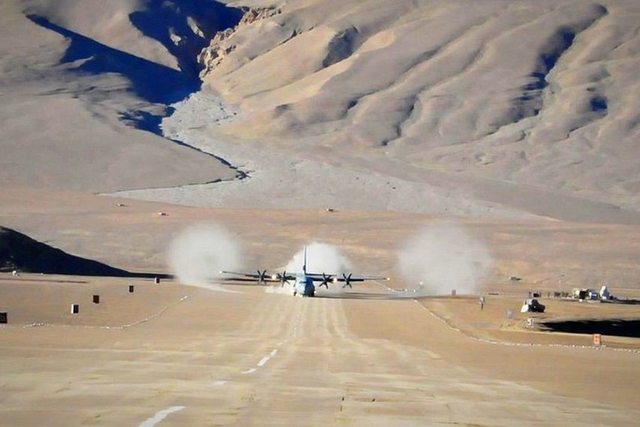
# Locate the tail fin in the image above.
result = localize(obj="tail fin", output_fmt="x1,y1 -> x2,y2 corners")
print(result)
302,246 -> 307,274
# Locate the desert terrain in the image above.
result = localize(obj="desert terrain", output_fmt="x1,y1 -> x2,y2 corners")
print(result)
1,0 -> 640,426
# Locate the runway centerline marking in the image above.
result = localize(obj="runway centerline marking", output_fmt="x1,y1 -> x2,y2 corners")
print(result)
138,406 -> 185,427
242,348 -> 280,374
257,349 -> 278,367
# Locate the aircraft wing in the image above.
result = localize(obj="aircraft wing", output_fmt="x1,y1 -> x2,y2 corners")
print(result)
220,270 -> 273,283
331,273 -> 390,282
306,272 -> 389,281
219,270 -> 296,284
307,272 -> 390,288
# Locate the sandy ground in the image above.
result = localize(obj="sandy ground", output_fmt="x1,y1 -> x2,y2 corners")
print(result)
1,274 -> 639,426
2,1 -> 640,425
2,190 -> 640,425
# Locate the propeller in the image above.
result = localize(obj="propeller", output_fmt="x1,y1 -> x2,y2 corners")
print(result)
278,271 -> 290,287
256,269 -> 268,285
341,273 -> 353,288
318,273 -> 331,289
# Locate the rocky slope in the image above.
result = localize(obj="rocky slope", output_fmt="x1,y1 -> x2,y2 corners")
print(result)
199,0 -> 640,214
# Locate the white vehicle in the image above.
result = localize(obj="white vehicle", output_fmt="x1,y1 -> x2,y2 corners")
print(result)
520,298 -> 546,313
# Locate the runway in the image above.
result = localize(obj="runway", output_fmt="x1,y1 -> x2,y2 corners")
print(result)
1,279 -> 638,426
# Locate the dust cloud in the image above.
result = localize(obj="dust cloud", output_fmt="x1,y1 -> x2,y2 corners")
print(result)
264,284 -> 294,295
284,242 -> 352,275
167,222 -> 242,288
397,222 -> 493,295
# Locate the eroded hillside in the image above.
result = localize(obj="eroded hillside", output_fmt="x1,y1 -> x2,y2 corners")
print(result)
0,0 -> 243,192
200,0 -> 640,213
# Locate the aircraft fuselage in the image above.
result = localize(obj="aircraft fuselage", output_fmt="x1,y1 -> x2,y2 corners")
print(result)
294,273 -> 315,297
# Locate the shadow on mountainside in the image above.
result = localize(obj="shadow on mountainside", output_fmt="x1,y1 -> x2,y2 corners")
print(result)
27,2 -> 242,104
129,0 -> 243,78
26,3 -> 243,135
0,227 -> 170,279
27,14 -> 197,104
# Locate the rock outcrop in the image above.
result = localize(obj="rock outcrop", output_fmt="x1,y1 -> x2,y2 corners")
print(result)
198,7 -> 281,76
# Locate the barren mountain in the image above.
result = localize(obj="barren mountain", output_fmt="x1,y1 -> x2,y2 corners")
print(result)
198,0 -> 640,220
0,0 -> 241,192
2,0 -> 640,223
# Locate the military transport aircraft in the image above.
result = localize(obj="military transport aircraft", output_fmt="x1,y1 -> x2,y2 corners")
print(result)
220,247 -> 389,297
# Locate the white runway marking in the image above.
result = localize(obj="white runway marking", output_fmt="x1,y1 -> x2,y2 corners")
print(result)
139,406 -> 185,427
242,348 -> 280,374
213,380 -> 227,386
257,349 -> 278,367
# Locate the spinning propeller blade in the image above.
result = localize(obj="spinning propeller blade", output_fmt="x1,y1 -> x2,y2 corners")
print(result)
319,273 -> 331,288
257,269 -> 268,285
342,273 -> 353,288
279,271 -> 290,287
